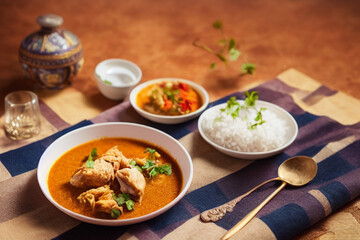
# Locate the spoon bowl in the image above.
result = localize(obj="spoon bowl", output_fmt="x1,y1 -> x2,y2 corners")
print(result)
278,156 -> 318,186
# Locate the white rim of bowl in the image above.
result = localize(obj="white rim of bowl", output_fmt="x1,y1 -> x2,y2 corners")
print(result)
95,59 -> 142,88
129,78 -> 209,120
37,122 -> 193,225
198,100 -> 299,157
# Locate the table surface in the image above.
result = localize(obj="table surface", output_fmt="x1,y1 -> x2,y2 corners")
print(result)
1,0 -> 360,239
1,0 -> 360,113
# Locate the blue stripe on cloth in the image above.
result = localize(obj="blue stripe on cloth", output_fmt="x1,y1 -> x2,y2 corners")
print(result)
313,153 -> 355,184
295,144 -> 326,160
318,181 -> 351,212
0,120 -> 92,176
293,112 -> 319,128
147,200 -> 193,232
184,182 -> 229,213
148,122 -> 192,140
261,203 -> 311,240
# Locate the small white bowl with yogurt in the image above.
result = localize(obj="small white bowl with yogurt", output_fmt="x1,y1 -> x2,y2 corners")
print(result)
95,59 -> 142,100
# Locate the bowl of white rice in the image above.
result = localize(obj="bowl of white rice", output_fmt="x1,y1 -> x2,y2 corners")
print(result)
198,99 -> 298,160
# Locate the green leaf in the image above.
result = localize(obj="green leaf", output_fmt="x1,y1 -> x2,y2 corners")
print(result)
210,63 -> 216,69
113,193 -> 134,211
216,53 -> 227,63
158,163 -> 172,175
229,48 -> 241,61
144,148 -> 156,154
212,20 -> 223,29
85,160 -> 94,168
85,148 -> 97,168
220,96 -> 241,119
103,80 -> 112,85
113,193 -> 126,206
218,39 -> 227,46
149,167 -> 158,178
241,63 -> 256,75
244,91 -> 258,106
125,200 -> 135,210
142,160 -> 156,171
228,38 -> 236,50
110,209 -> 121,219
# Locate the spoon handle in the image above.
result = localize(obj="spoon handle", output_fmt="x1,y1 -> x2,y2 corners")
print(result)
200,177 -> 280,222
221,181 -> 287,240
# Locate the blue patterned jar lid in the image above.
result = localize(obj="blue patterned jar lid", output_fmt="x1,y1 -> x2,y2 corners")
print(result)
19,14 -> 83,69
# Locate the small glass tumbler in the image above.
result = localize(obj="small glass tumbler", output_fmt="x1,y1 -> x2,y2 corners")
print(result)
4,91 -> 41,140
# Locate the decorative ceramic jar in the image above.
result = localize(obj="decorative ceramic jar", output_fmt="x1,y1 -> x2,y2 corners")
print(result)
19,14 -> 84,89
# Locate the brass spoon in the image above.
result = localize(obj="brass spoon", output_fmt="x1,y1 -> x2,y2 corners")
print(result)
221,156 -> 317,240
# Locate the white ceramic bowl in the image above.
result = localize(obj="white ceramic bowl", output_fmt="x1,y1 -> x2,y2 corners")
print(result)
95,59 -> 142,100
37,122 -> 193,226
129,78 -> 209,124
198,100 -> 298,160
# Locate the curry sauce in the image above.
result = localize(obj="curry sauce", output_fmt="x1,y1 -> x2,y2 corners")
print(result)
48,137 -> 183,219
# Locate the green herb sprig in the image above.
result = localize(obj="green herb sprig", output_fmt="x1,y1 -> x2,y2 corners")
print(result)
193,20 -> 256,75
142,160 -> 172,178
113,193 -> 135,211
220,91 -> 266,129
110,209 -> 121,219
85,148 -> 97,168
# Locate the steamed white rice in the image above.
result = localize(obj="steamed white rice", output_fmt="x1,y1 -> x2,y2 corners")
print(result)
201,102 -> 288,152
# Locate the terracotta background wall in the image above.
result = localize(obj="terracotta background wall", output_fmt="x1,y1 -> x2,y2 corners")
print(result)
1,0 -> 359,113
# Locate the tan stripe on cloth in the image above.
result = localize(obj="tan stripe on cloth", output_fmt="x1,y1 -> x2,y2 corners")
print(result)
0,115 -> 58,154
0,162 -> 11,182
313,136 -> 357,163
163,215 -> 276,240
179,131 -> 253,192
0,169 -> 79,239
278,68 -> 360,125
0,205 -> 79,240
36,87 -> 104,125
309,190 -> 332,217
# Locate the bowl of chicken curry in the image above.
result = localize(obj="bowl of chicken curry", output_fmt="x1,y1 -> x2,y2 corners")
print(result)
130,78 -> 209,124
37,122 -> 193,226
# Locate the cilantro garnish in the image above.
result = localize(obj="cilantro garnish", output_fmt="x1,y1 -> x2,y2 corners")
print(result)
142,160 -> 156,170
113,193 -> 135,211
85,148 -> 97,168
219,91 -> 266,129
142,160 -> 172,178
220,96 -> 241,119
193,20 -> 255,75
110,208 -> 121,219
242,63 -> 256,75
164,88 -> 179,103
244,91 -> 258,106
144,148 -> 159,161
130,160 -> 142,172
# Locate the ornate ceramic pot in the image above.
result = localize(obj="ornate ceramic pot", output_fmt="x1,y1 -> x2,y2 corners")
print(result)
19,14 -> 84,89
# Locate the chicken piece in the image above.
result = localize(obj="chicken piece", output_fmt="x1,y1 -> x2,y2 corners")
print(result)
101,146 -> 131,171
78,185 -> 123,216
116,168 -> 146,202
70,159 -> 114,188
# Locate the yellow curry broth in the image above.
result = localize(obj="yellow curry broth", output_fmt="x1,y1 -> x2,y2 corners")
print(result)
136,82 -> 203,115
48,137 -> 183,219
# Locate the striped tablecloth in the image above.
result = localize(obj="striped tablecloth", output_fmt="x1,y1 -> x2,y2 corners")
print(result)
1,69 -> 359,239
